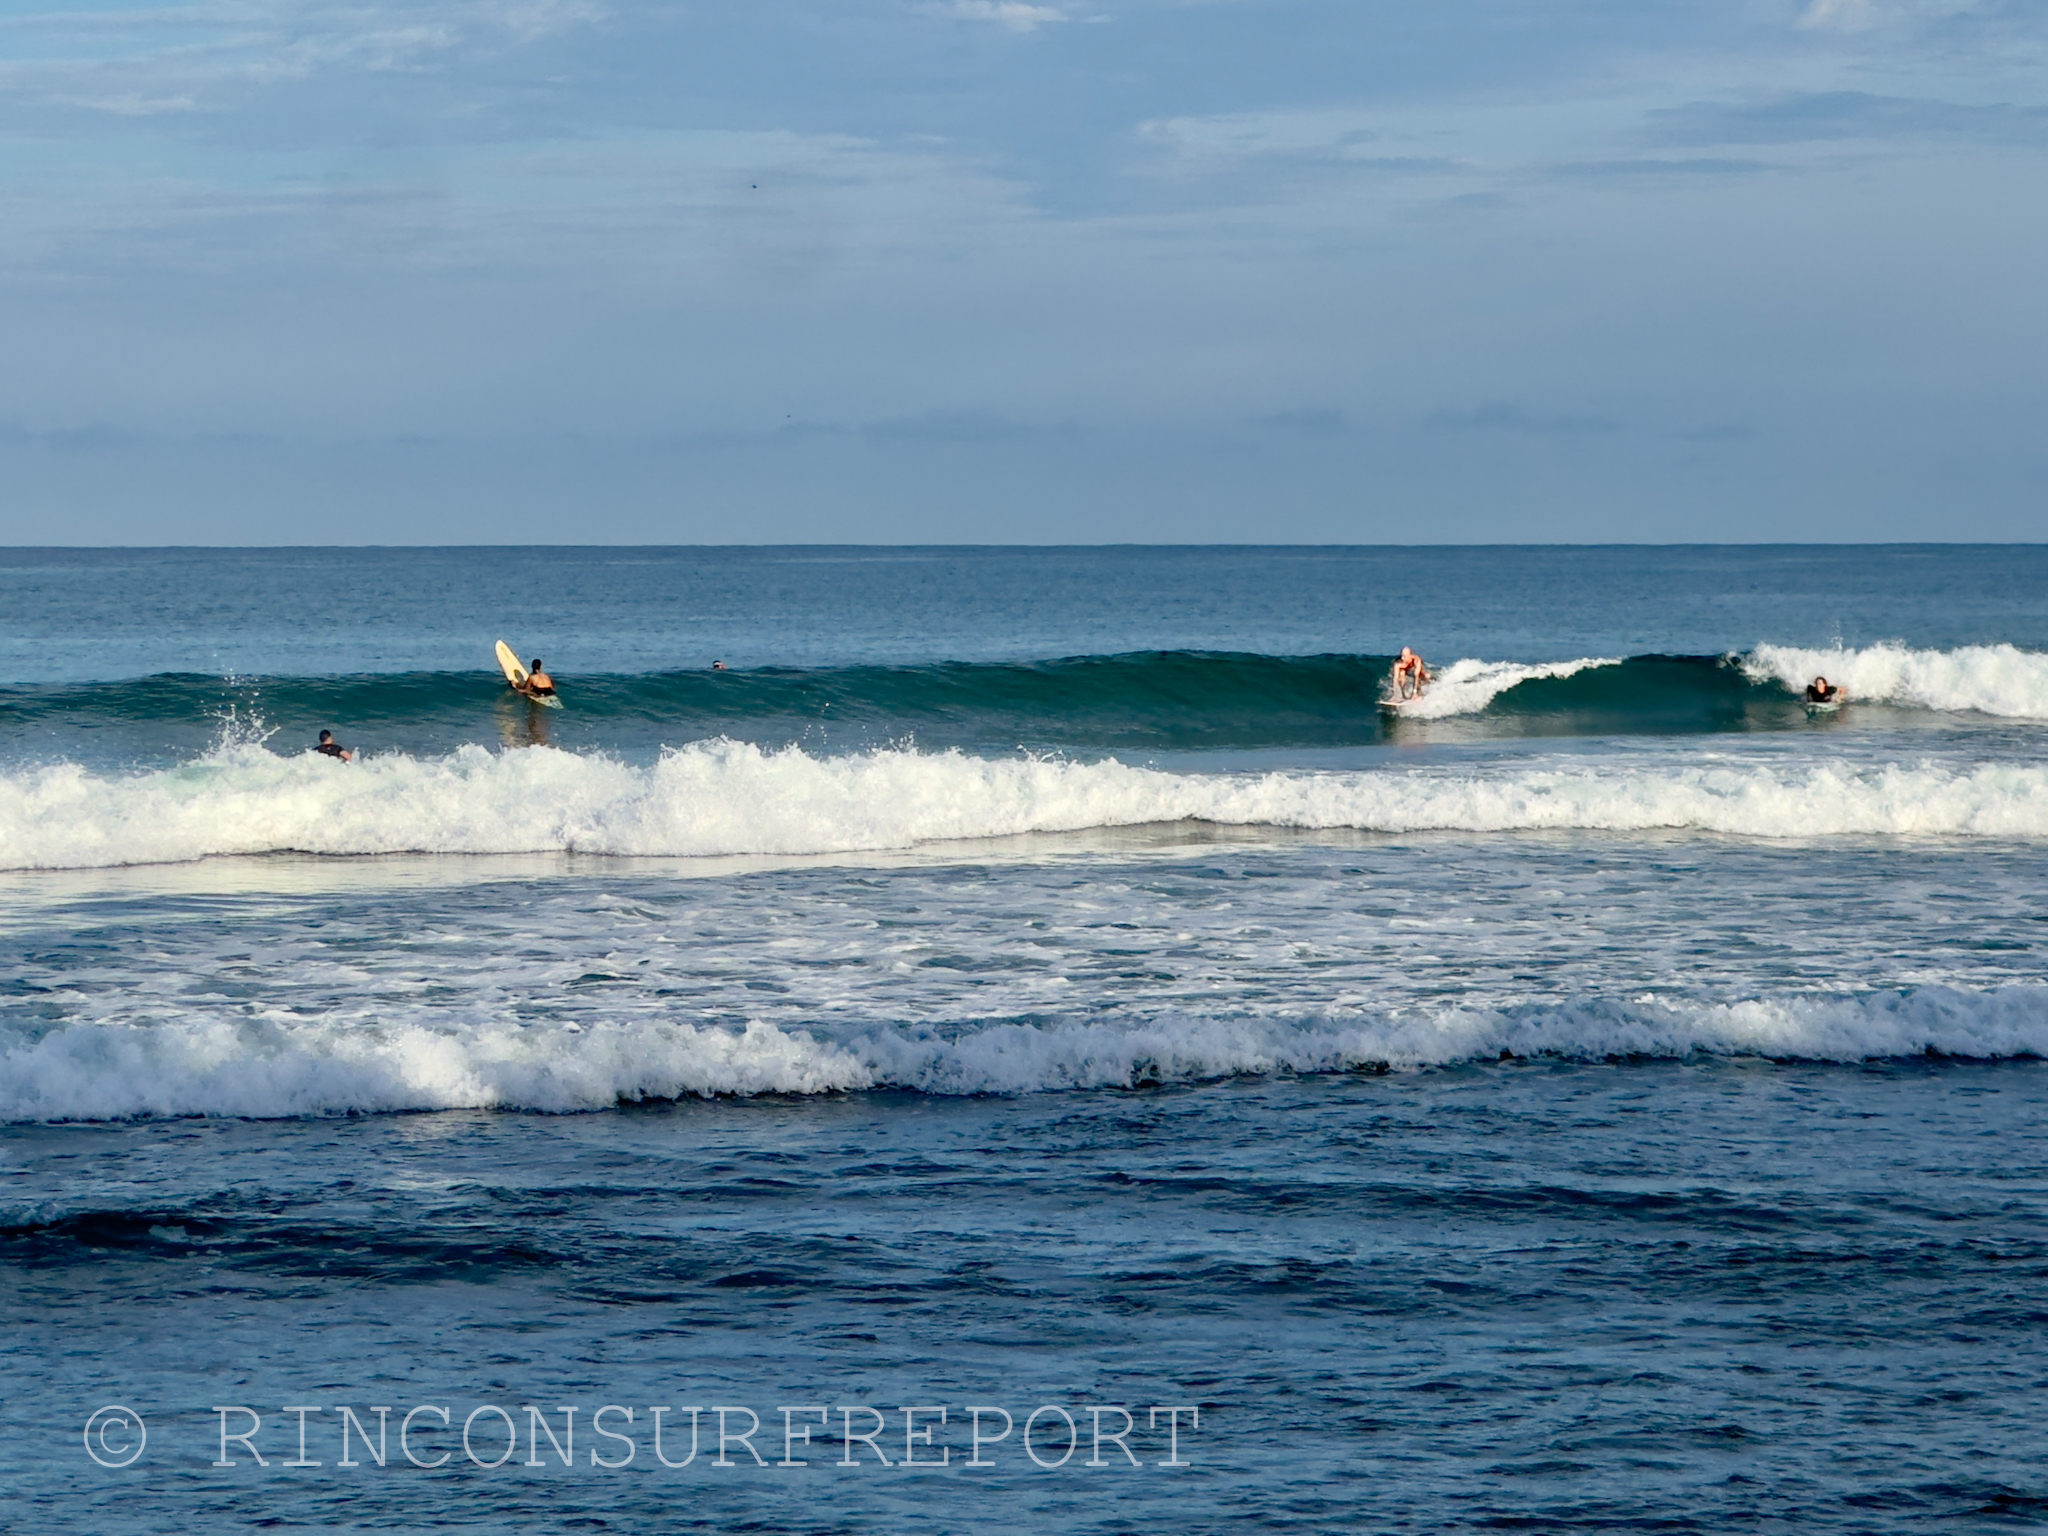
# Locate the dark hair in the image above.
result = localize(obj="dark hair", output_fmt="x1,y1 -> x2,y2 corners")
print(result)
319,730 -> 334,741
531,659 -> 543,670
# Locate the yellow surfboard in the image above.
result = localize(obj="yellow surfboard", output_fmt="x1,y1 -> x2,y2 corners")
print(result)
495,640 -> 528,688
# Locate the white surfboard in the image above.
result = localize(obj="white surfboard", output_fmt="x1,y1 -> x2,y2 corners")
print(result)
495,640 -> 528,689
496,641 -> 563,707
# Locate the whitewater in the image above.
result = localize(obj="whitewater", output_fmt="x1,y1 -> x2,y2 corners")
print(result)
1398,641 -> 2048,720
6,734 -> 2048,870
12,548 -> 2048,1536
6,986 -> 2046,1123
1744,640 -> 2048,717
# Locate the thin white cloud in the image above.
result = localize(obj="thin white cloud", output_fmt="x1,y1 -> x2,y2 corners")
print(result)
51,91 -> 201,115
938,1 -> 1065,33
1801,0 -> 1884,29
0,0 -> 610,132
0,123 -> 1042,290
1798,0 -> 1978,30
0,0 -> 605,114
1137,108 -> 1384,161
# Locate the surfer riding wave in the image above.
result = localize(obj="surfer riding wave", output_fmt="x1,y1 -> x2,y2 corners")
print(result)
1391,647 -> 1431,701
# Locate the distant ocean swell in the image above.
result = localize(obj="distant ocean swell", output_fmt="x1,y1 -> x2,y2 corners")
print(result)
3,985 -> 2043,1122
6,740 -> 2048,870
5,643 -> 2045,751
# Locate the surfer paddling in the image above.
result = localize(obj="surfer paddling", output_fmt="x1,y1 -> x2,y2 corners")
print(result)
313,729 -> 354,763
514,658 -> 557,700
516,659 -> 565,700
493,640 -> 560,705
1392,647 -> 1432,701
1804,676 -> 1845,705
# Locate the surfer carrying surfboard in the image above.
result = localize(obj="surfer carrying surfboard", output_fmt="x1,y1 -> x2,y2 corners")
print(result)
1392,647 -> 1432,700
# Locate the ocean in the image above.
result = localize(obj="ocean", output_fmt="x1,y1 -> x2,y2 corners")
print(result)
5,544 -> 2048,1533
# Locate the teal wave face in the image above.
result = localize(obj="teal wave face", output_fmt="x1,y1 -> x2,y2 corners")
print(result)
0,652 -> 1920,767
1454,655 -> 1773,735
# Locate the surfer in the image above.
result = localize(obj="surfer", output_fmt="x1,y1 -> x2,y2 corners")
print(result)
1392,647 -> 1431,700
1805,676 -> 1844,704
515,659 -> 557,700
313,730 -> 354,763
711,660 -> 727,671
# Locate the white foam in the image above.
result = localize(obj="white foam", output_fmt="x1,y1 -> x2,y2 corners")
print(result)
0,1015 -> 870,1122
4,985 -> 2042,1121
1746,642 -> 2048,717
1381,656 -> 1617,717
6,739 -> 2048,871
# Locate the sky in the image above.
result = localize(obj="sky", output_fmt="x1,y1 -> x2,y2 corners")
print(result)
0,0 -> 2044,543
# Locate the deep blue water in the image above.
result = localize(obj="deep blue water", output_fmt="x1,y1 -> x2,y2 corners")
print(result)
5,544 -> 2047,683
4,546 -> 2047,1532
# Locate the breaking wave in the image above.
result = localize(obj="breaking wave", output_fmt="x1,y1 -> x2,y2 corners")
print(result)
5,644 -> 2044,763
5,738 -> 2048,871
1746,642 -> 2048,718
4,985 -> 2043,1121
1376,656 -> 1617,717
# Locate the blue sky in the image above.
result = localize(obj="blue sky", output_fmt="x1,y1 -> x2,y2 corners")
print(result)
0,0 -> 2043,541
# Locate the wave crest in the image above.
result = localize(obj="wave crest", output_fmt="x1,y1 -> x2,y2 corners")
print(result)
4,740 -> 2048,871
1384,656 -> 1617,717
4,986 -> 2043,1121
9,644 -> 2046,761
1747,642 -> 2048,718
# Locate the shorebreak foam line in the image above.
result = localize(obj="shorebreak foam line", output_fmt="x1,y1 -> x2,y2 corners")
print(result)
3,986 -> 2043,1121
6,740 -> 2048,870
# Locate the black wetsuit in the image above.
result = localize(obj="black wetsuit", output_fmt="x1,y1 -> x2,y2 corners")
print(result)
316,741 -> 349,758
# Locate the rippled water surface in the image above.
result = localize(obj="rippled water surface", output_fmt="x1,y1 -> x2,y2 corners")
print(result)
4,546 -> 2047,1532
10,1062 -> 2048,1532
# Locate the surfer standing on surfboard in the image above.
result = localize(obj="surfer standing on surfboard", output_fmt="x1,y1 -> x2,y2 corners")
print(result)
1392,647 -> 1431,700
